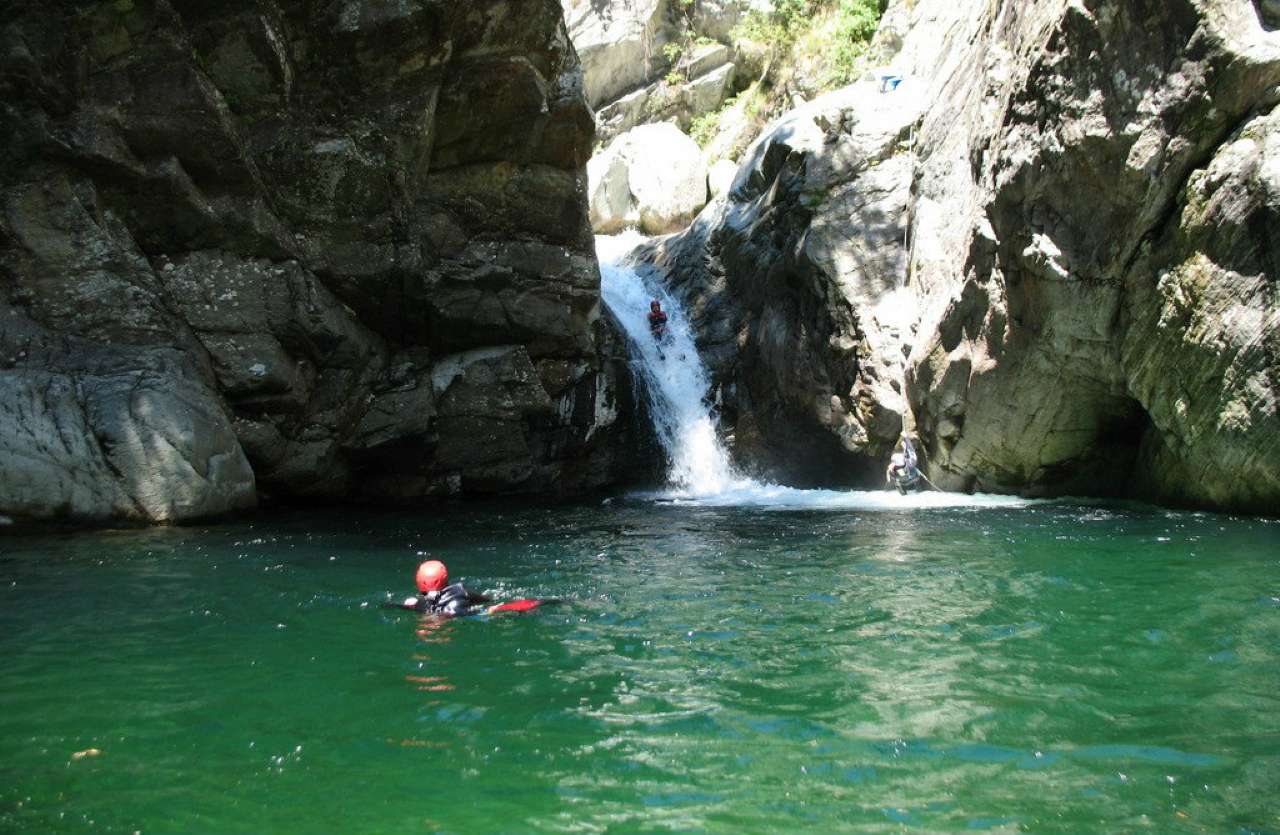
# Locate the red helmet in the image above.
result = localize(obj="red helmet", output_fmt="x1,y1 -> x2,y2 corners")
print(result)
415,560 -> 448,593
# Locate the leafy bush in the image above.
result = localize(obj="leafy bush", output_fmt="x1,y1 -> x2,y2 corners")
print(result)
699,1 -> 885,153
689,110 -> 721,147
733,0 -> 884,86
734,0 -> 814,49
828,0 -> 882,85
689,83 -> 765,151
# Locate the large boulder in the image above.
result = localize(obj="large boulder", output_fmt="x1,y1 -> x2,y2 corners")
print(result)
588,123 -> 709,234
636,0 -> 1280,513
0,0 -> 644,526
1120,106 -> 1280,510
593,47 -> 740,145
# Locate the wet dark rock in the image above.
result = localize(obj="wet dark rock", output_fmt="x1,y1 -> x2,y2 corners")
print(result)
1,0 -> 640,524
636,84 -> 920,486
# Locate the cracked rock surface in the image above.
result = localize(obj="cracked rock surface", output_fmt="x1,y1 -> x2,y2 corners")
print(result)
638,0 -> 1280,512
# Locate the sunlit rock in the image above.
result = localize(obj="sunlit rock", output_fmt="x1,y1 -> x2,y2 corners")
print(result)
565,1 -> 752,143
707,158 -> 739,197
588,123 -> 708,234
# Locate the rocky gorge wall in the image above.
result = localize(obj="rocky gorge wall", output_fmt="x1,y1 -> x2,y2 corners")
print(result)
636,0 -> 1280,512
0,0 -> 644,525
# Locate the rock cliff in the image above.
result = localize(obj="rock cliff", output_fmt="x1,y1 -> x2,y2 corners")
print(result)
1,0 -> 641,525
637,0 -> 1280,512
563,0 -> 755,143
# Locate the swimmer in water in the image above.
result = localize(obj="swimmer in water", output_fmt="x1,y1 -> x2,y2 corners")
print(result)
393,560 -> 494,617
390,559 -> 552,617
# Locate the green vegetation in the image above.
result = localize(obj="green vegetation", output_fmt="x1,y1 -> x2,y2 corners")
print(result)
732,0 -> 812,52
829,0 -> 883,85
734,0 -> 886,82
659,0 -> 700,85
699,0 -> 885,151
689,109 -> 721,147
655,0 -> 887,156
689,82 -> 765,152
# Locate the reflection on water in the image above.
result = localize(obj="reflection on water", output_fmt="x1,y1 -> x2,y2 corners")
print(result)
1,500 -> 1278,832
407,618 -> 456,694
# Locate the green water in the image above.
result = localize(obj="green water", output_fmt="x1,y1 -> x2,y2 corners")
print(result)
2,499 -> 1278,833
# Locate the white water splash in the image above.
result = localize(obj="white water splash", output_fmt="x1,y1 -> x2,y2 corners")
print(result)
597,232 -> 1043,512
598,232 -> 744,495
633,484 -> 1047,511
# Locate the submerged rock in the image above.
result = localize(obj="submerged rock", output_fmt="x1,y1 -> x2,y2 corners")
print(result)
0,0 -> 643,525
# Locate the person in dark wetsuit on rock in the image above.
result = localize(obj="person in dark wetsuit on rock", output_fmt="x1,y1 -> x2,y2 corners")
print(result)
886,436 -> 924,494
648,300 -> 669,343
395,560 -> 494,617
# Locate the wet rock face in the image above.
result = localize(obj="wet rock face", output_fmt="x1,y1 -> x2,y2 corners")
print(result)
638,84 -> 920,486
0,0 -> 640,524
640,0 -> 1280,512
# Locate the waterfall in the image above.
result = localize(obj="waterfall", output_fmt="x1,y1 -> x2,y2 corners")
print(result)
596,232 -> 1042,511
597,232 -> 741,496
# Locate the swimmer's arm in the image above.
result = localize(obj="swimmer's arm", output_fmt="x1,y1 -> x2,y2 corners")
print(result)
463,586 -> 493,604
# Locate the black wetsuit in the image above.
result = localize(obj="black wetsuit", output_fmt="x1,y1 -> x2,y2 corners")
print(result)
891,466 -> 922,494
398,583 -> 493,617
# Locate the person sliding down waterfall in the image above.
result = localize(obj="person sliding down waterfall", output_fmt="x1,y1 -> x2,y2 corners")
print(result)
647,299 -> 685,360
886,436 -> 924,495
648,300 -> 669,343
388,559 -> 552,617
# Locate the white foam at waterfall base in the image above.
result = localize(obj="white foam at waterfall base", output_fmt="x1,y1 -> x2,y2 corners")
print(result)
596,232 -> 1043,512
